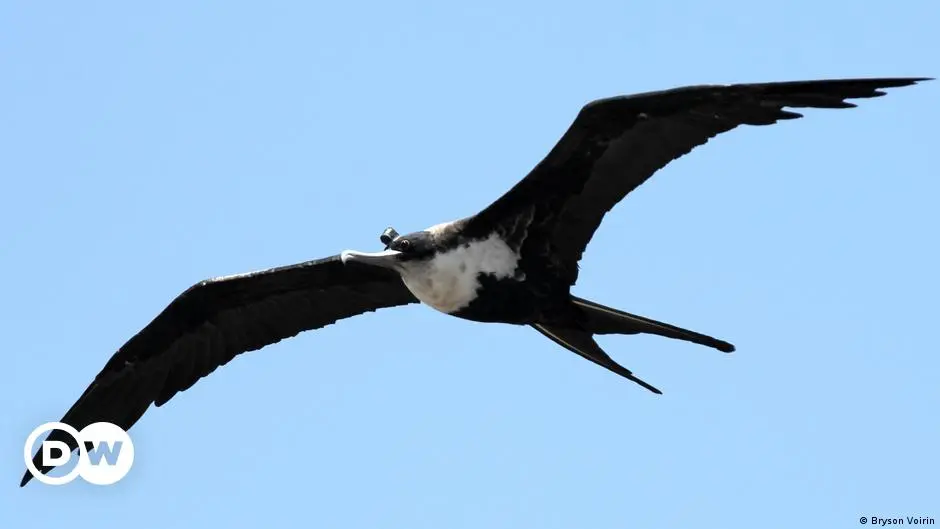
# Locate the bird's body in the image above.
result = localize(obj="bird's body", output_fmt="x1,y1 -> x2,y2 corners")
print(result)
21,76 -> 930,486
398,225 -> 526,320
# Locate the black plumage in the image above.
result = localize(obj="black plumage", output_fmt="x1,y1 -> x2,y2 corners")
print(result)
21,76 -> 929,487
465,78 -> 931,283
22,257 -> 416,485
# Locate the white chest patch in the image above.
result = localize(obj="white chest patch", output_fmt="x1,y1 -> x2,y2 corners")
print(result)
400,233 -> 521,314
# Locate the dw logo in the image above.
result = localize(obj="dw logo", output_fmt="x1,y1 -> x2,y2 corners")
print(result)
23,422 -> 135,485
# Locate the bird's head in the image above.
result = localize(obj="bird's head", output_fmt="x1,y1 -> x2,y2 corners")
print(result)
340,226 -> 439,271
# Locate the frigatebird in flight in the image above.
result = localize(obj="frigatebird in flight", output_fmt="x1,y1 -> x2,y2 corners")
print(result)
22,76 -> 929,486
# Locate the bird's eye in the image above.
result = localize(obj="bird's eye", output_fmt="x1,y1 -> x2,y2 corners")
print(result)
397,239 -> 412,251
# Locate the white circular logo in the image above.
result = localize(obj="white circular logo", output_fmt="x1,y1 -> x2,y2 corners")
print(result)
23,421 -> 135,486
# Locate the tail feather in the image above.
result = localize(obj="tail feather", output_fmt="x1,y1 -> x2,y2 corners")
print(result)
571,296 -> 735,353
532,323 -> 662,394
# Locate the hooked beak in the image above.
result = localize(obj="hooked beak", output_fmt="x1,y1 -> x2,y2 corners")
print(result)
340,249 -> 402,270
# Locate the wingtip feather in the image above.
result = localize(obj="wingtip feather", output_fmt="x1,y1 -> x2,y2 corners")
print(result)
716,340 -> 736,353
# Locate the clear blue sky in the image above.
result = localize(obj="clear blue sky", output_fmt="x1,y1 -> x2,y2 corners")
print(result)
2,1 -> 937,527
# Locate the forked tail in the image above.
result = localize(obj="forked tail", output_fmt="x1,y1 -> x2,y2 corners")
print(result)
532,323 -> 663,394
571,295 -> 735,353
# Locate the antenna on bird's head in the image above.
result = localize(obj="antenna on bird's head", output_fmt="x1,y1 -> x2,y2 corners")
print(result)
380,227 -> 399,248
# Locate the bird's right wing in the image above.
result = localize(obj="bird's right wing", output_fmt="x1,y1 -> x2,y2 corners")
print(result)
21,254 -> 417,486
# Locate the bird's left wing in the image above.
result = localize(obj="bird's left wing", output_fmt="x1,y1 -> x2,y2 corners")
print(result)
21,254 -> 417,486
465,77 -> 929,281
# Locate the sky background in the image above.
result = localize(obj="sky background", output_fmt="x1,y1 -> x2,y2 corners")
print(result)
1,1 -> 937,528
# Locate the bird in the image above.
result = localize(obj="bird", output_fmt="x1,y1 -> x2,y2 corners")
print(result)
21,76 -> 929,486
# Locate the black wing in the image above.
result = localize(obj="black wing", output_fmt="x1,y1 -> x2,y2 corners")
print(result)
466,77 -> 930,282
21,254 -> 417,486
